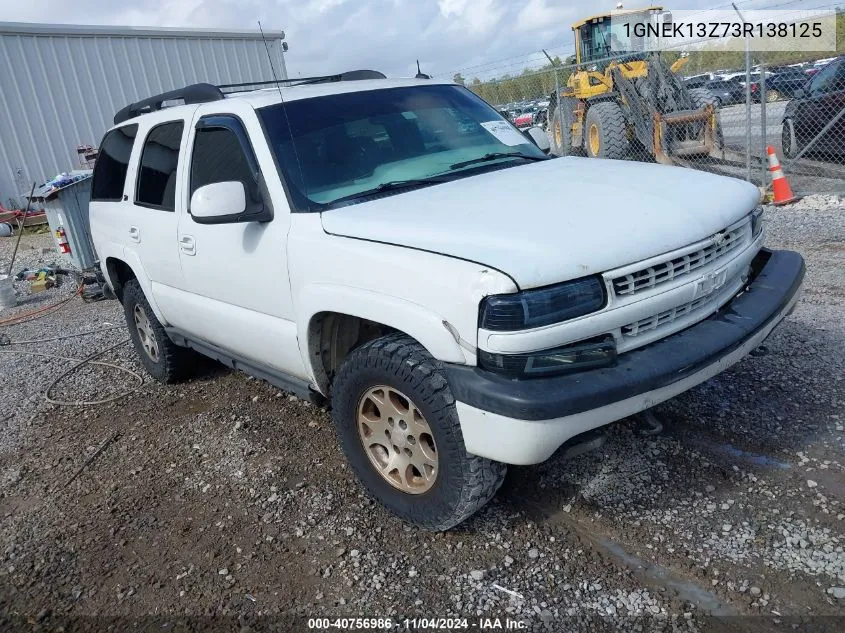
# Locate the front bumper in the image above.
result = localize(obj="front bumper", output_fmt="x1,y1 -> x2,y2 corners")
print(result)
445,249 -> 805,465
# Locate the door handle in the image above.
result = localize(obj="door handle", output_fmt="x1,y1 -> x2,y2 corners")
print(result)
179,235 -> 196,256
128,226 -> 140,243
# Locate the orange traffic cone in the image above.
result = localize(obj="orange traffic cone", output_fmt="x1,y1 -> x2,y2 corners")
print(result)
767,146 -> 799,206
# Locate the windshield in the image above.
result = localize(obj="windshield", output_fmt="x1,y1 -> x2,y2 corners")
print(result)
259,84 -> 546,211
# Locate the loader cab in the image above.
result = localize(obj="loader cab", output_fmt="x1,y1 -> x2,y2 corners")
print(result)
572,7 -> 663,67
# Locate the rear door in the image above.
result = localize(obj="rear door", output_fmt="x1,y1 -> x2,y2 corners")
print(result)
122,114 -> 189,321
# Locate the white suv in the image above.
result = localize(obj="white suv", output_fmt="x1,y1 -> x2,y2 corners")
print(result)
90,72 -> 804,530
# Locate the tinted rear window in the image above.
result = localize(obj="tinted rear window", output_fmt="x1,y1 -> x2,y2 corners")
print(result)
91,125 -> 138,201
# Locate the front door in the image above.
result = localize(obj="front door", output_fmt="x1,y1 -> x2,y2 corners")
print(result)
168,104 -> 303,377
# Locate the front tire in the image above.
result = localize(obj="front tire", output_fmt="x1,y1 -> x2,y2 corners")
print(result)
123,279 -> 195,383
584,102 -> 629,159
331,333 -> 506,531
550,97 -> 580,157
782,118 -> 799,159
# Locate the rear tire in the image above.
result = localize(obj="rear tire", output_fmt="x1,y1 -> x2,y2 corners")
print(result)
584,102 -> 629,159
331,333 -> 506,531
123,279 -> 196,383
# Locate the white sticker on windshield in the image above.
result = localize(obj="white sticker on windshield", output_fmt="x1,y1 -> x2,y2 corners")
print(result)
480,120 -> 528,147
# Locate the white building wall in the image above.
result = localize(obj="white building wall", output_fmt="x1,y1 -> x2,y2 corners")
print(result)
0,23 -> 287,206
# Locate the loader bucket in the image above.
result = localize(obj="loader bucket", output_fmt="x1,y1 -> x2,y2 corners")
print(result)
653,104 -> 716,166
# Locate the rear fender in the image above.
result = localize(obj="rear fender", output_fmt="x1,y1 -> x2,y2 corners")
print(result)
111,250 -> 168,324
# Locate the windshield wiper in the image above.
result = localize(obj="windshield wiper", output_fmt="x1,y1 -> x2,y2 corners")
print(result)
325,176 -> 451,206
449,152 -> 548,170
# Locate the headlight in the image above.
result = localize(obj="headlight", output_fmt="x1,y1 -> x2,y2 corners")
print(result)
751,207 -> 764,239
479,335 -> 617,378
479,276 -> 606,331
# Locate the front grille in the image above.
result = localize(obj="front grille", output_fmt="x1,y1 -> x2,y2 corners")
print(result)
622,296 -> 711,338
612,223 -> 747,297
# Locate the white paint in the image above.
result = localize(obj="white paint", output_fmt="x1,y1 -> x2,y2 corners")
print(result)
288,214 -> 516,381
321,156 -> 763,290
190,182 -> 246,219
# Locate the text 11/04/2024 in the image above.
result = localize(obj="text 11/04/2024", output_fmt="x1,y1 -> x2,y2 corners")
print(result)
307,617 -> 528,630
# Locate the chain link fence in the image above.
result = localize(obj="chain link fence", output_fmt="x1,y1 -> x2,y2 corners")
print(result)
459,48 -> 844,197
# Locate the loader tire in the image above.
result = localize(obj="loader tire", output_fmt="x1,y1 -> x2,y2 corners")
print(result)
689,88 -> 724,150
550,98 -> 580,157
584,102 -> 629,159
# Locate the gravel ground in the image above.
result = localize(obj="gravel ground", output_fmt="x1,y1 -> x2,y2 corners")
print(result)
0,197 -> 843,632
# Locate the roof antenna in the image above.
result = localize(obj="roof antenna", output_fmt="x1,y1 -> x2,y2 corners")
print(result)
258,21 -> 306,204
259,21 -> 286,102
415,60 -> 430,79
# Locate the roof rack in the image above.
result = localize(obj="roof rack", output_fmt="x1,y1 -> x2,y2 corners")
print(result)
114,83 -> 224,124
113,70 -> 386,124
218,69 -> 386,92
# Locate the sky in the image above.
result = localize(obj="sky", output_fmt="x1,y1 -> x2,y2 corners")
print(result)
0,0 -> 825,79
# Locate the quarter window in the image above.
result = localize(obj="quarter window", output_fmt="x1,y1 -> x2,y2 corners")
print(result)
91,125 -> 138,201
136,121 -> 184,211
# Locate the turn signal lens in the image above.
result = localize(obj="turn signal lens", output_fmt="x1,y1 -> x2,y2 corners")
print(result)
478,335 -> 617,378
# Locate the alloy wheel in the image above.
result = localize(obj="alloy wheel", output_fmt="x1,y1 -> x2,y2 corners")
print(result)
133,304 -> 160,363
588,123 -> 600,155
357,385 -> 438,494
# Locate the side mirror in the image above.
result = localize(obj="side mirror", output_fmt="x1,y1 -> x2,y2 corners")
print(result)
190,181 -> 272,225
524,126 -> 551,153
793,87 -> 806,99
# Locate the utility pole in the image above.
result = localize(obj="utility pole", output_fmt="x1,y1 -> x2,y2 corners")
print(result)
733,2 -> 753,183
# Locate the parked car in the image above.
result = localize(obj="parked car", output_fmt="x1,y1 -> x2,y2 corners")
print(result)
684,72 -> 717,89
751,68 -> 810,103
90,73 -> 804,531
513,108 -> 536,129
704,79 -> 744,107
782,56 -> 845,158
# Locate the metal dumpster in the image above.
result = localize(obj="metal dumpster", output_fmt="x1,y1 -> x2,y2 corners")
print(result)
33,174 -> 98,270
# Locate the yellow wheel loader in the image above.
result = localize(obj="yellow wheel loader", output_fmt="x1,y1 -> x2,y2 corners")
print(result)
549,6 -> 721,164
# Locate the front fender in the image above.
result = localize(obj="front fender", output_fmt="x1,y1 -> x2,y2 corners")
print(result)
296,284 -> 467,386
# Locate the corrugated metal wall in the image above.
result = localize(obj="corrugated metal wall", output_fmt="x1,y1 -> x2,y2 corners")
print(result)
0,23 -> 287,207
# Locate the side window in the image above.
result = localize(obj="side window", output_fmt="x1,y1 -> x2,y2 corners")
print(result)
135,121 -> 184,211
810,61 -> 840,96
834,62 -> 845,91
190,120 -> 259,204
91,124 -> 138,201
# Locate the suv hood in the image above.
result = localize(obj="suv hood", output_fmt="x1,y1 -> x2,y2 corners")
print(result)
320,158 -> 761,289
